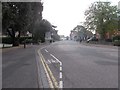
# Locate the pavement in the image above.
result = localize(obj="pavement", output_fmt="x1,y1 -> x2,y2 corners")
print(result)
80,41 -> 118,49
2,44 -> 49,88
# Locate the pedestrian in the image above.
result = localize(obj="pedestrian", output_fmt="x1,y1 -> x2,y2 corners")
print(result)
79,37 -> 82,43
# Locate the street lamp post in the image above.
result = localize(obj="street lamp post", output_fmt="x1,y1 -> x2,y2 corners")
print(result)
23,33 -> 26,48
117,8 -> 120,30
118,1 -> 120,31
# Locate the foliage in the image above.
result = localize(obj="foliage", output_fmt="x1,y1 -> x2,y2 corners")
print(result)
2,2 -> 43,46
72,25 -> 93,40
2,37 -> 12,44
2,36 -> 32,44
84,1 -> 118,40
33,19 -> 52,43
52,34 -> 60,41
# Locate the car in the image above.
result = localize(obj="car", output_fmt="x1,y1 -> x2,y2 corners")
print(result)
112,35 -> 120,46
86,37 -> 98,43
113,40 -> 120,46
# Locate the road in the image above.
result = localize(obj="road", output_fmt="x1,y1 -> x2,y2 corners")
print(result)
40,40 -> 118,88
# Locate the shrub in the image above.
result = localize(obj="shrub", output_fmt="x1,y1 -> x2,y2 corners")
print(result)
105,39 -> 112,42
2,37 -> 12,44
25,39 -> 33,44
19,36 -> 32,44
1,36 -> 32,44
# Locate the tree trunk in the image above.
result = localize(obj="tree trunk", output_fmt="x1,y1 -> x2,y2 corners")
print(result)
7,28 -> 19,46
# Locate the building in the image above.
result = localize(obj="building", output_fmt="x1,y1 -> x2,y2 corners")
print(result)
60,35 -> 66,40
105,30 -> 120,39
45,31 -> 52,41
118,1 -> 120,10
45,24 -> 60,43
51,29 -> 60,41
70,25 -> 93,41
70,30 -> 78,41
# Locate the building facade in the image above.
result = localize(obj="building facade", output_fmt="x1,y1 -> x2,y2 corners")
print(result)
70,25 -> 93,41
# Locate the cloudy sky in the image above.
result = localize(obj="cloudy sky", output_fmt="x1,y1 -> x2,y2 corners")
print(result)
42,0 -> 120,36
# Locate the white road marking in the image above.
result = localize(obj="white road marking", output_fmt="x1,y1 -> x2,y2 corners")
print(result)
60,67 -> 62,71
59,81 -> 63,88
50,54 -> 63,88
45,49 -> 48,52
51,59 -> 56,63
40,48 -> 60,88
50,54 -> 62,66
45,60 -> 49,64
59,72 -> 62,79
48,59 -> 51,64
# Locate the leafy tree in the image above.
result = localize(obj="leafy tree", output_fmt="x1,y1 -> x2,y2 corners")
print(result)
33,19 -> 52,43
2,2 -> 43,46
73,25 -> 93,40
84,2 -> 118,40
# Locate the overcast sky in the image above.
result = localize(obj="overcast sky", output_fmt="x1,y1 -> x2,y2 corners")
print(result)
42,0 -> 120,36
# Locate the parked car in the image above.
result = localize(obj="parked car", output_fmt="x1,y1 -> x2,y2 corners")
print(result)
86,37 -> 98,43
112,35 -> 120,46
113,40 -> 120,46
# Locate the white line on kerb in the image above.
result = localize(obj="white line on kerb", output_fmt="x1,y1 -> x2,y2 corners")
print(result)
45,49 -> 48,52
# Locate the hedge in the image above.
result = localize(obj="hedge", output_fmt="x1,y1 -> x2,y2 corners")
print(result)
2,37 -> 12,44
19,36 -> 32,44
1,36 -> 32,44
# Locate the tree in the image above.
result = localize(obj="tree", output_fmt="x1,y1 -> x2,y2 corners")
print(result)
2,2 -> 43,46
33,19 -> 52,43
84,2 -> 118,40
73,25 -> 93,40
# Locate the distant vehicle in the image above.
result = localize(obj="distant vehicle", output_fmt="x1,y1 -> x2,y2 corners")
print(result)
112,35 -> 120,46
60,37 -> 66,40
87,37 -> 98,43
66,36 -> 69,40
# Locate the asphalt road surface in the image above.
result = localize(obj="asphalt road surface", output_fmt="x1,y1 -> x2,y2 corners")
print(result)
41,40 -> 118,88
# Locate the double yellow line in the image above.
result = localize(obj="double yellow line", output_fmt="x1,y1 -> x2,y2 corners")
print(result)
38,49 -> 59,90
